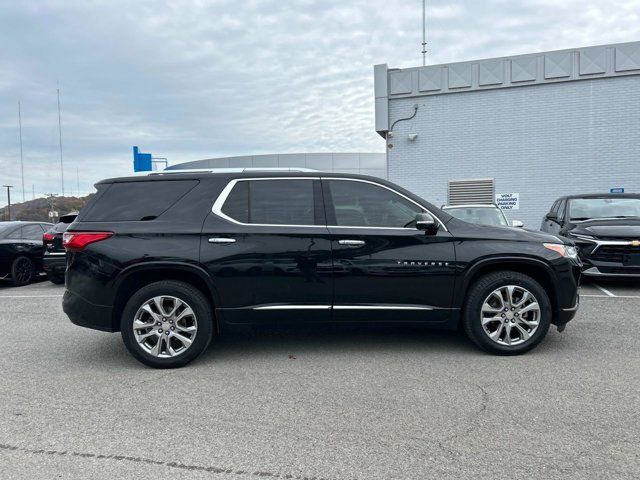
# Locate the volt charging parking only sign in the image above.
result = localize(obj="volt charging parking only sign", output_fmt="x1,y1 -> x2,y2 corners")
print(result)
496,193 -> 520,210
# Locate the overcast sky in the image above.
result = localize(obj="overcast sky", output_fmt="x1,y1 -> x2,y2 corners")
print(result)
0,0 -> 639,203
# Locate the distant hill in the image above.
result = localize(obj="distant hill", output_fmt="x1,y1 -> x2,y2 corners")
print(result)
0,195 -> 94,222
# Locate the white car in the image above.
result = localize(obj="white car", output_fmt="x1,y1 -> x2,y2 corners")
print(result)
442,204 -> 523,228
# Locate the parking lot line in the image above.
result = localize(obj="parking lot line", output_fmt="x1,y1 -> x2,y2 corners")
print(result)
582,294 -> 640,299
592,284 -> 616,297
0,294 -> 64,298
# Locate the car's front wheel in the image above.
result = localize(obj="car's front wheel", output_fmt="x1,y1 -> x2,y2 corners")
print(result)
463,271 -> 551,355
120,281 -> 214,368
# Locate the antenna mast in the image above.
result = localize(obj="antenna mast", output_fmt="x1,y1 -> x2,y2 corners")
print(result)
57,85 -> 65,196
18,101 -> 25,202
422,0 -> 427,66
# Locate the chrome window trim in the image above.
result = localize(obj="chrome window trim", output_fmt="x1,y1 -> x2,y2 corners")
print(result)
211,176 -> 448,232
211,177 -> 324,228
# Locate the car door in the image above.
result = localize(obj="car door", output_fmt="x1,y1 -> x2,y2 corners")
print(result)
201,177 -> 333,324
322,178 -> 456,323
20,224 -> 46,266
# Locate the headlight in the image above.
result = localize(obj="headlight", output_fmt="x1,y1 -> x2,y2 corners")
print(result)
544,243 -> 579,259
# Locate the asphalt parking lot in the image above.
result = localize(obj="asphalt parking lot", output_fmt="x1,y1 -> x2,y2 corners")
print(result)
1,278 -> 639,479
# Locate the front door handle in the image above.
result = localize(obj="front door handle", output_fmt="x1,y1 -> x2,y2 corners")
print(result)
338,239 -> 365,246
208,237 -> 236,244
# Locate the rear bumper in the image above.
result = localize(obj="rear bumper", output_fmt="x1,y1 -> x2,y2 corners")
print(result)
43,254 -> 67,275
63,289 -> 115,332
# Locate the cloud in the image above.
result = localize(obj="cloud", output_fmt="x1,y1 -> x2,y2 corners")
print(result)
0,0 -> 638,204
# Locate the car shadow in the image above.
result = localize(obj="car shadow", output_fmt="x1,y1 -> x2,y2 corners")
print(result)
0,274 -> 50,290
197,325 -> 478,364
74,325 -> 480,370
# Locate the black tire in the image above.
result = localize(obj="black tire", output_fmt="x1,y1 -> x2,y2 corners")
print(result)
10,256 -> 35,287
47,272 -> 65,284
462,271 -> 551,355
120,280 -> 214,368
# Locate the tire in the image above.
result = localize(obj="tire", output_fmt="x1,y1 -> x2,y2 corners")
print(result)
10,256 -> 35,287
120,280 -> 214,368
47,272 -> 65,284
462,271 -> 551,355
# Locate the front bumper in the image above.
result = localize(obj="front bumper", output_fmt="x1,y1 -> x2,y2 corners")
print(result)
582,265 -> 640,278
63,289 -> 115,332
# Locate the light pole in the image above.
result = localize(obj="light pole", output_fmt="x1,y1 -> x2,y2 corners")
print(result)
3,185 -> 14,221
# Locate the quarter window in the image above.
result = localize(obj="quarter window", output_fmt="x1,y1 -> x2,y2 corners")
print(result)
221,179 -> 316,225
327,180 -> 424,228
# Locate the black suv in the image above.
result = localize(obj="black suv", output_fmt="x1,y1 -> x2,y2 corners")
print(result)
541,193 -> 640,278
63,170 -> 581,368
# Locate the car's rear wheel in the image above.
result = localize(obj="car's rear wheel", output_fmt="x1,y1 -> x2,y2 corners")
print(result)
11,256 -> 35,287
120,281 -> 214,368
463,271 -> 551,355
47,272 -> 65,284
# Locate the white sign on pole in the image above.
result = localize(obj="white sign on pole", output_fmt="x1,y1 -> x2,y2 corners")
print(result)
49,211 -> 59,218
495,193 -> 519,210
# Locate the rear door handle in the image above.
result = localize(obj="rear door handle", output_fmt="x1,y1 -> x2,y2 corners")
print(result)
208,237 -> 236,244
338,239 -> 365,246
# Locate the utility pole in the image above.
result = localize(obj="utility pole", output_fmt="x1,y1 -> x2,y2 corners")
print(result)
57,85 -> 65,196
18,101 -> 25,202
32,184 -> 35,200
76,166 -> 80,196
44,193 -> 57,222
422,0 -> 427,66
3,185 -> 13,221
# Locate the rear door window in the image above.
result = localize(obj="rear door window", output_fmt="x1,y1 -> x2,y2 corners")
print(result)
220,179 -> 316,225
81,180 -> 198,221
22,224 -> 45,240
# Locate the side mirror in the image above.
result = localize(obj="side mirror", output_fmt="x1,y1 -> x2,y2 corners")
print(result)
512,220 -> 524,228
545,212 -> 558,222
416,212 -> 439,234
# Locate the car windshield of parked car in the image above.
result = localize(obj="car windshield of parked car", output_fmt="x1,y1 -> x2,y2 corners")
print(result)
569,198 -> 640,220
446,207 -> 509,227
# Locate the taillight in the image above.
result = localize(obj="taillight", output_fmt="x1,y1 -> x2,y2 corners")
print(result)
63,232 -> 113,251
43,232 -> 55,242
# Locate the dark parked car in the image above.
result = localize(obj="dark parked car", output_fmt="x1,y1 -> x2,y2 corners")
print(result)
63,170 -> 581,368
43,213 -> 78,284
541,193 -> 640,278
0,221 -> 54,286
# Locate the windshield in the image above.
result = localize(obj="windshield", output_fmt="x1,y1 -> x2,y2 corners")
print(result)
569,198 -> 640,220
446,207 -> 509,227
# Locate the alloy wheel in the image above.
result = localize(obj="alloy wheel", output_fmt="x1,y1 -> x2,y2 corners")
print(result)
14,258 -> 32,284
480,285 -> 540,346
133,296 -> 198,358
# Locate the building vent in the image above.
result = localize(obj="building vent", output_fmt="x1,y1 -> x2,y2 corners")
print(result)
447,179 -> 495,205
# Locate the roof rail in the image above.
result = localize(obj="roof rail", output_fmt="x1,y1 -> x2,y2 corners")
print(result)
150,167 -> 318,175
